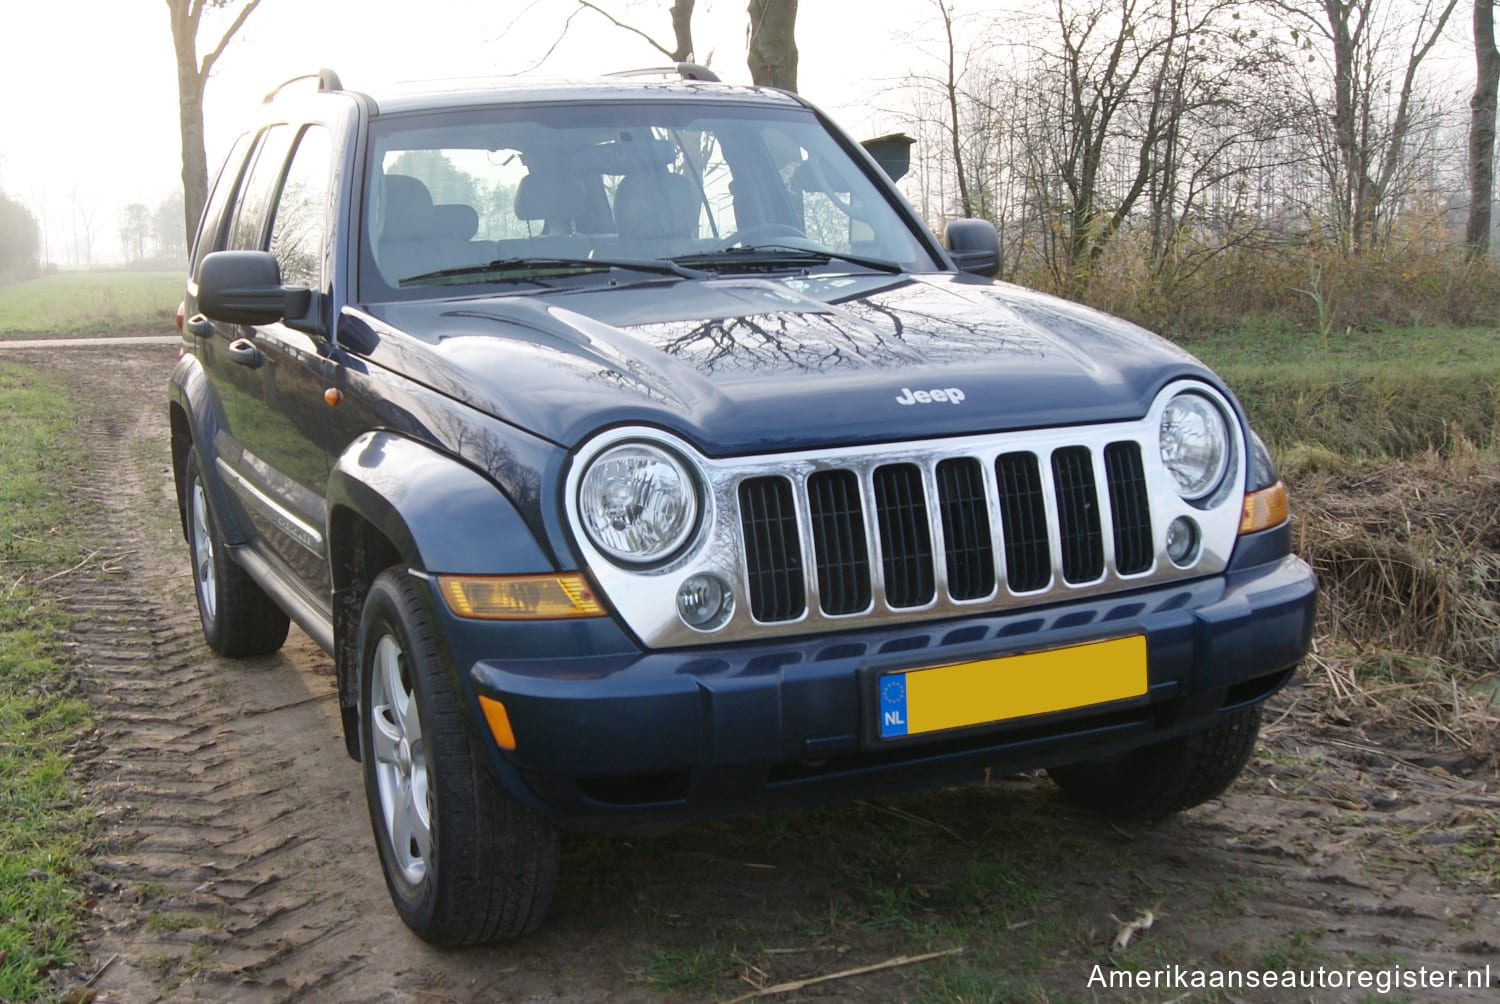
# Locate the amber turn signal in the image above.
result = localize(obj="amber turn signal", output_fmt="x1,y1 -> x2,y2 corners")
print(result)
323,387 -> 343,406
1239,481 -> 1289,535
477,696 -> 516,750
436,573 -> 605,620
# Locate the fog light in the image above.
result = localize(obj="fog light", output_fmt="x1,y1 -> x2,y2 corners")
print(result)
677,573 -> 734,630
1166,516 -> 1200,567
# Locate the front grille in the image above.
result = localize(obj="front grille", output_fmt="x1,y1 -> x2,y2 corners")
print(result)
807,470 -> 871,615
740,477 -> 805,622
936,458 -> 995,600
1052,446 -> 1104,583
874,464 -> 935,608
740,443 -> 1156,623
1105,442 -> 1153,575
996,451 -> 1050,593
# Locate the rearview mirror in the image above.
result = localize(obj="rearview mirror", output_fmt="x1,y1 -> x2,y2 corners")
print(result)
945,219 -> 1000,278
196,251 -> 312,327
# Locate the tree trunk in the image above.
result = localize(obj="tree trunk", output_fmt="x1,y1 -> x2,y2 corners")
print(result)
1470,0 -> 1499,258
747,0 -> 798,92
168,1 -> 208,250
670,0 -> 695,62
166,0 -> 263,249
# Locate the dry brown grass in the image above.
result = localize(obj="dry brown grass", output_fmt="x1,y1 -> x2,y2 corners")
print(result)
1288,448 -> 1500,758
1009,211 -> 1500,336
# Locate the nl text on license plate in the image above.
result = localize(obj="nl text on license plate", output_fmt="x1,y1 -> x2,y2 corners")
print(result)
878,635 -> 1147,739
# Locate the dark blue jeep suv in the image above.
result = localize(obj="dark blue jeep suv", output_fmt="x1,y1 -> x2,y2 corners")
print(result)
169,65 -> 1316,946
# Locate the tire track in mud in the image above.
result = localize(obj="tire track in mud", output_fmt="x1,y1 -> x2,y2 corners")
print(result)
34,346 -> 661,1004
38,347 -> 405,1001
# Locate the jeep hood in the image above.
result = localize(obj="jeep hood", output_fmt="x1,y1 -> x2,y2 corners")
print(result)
344,273 -> 1216,455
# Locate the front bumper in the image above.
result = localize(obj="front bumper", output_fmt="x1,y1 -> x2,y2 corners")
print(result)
463,528 -> 1316,829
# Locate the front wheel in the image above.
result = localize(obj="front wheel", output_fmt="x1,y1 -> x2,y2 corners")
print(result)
358,568 -> 559,946
1047,705 -> 1262,820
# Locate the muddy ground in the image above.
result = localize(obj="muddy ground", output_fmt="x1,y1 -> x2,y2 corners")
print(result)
8,341 -> 1499,1002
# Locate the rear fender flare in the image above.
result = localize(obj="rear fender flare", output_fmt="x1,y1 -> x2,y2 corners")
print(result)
169,353 -> 251,544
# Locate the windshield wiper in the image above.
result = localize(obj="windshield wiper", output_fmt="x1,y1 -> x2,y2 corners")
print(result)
670,245 -> 904,275
398,256 -> 708,287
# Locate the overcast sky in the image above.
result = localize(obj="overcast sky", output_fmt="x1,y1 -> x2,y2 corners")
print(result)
0,0 -> 950,263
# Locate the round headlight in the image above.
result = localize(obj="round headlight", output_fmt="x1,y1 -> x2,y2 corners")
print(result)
578,443 -> 699,565
1159,393 -> 1230,500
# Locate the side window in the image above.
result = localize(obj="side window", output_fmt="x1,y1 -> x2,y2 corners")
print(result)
268,126 -> 332,289
227,125 -> 293,252
190,132 -> 253,275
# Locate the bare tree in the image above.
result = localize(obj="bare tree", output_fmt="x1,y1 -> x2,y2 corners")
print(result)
1470,0 -> 1498,258
1274,0 -> 1460,253
574,0 -> 696,61
0,188 -> 41,280
935,0 -> 973,218
166,0 -> 264,247
748,0 -> 798,91
120,203 -> 152,262
68,186 -> 97,267
25,186 -> 50,267
155,192 -> 188,260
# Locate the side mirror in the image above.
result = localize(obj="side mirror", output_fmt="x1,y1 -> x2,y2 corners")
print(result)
860,133 -> 916,182
945,219 -> 1000,278
196,250 -> 311,326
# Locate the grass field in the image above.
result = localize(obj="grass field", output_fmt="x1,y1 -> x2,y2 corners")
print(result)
0,271 -> 181,337
0,364 -> 92,1001
1182,323 -> 1500,457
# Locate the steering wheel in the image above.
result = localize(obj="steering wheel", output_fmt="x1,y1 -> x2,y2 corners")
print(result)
717,223 -> 807,250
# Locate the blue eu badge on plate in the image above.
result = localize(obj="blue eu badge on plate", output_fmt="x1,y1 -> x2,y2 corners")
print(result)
879,675 -> 908,738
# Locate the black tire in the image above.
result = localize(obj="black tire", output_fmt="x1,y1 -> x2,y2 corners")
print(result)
1047,705 -> 1262,820
183,448 -> 290,657
357,568 -> 559,946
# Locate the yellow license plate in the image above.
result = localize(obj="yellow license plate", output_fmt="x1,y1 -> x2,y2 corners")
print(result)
877,635 -> 1147,739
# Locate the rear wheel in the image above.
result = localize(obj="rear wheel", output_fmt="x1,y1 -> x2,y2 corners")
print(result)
358,568 -> 559,946
1047,705 -> 1262,820
183,448 -> 289,657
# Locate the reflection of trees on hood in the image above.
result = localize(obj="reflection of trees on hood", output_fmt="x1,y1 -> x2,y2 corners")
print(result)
649,312 -> 926,375
425,407 -> 545,520
643,297 -> 1049,376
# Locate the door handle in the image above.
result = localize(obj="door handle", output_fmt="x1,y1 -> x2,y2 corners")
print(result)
185,314 -> 215,338
226,338 -> 265,369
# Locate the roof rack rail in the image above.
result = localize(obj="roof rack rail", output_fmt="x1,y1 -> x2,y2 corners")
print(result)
606,62 -> 720,83
262,68 -> 344,104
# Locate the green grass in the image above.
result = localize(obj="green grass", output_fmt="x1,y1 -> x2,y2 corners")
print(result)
0,270 -> 182,336
0,362 -> 93,1001
1181,324 -> 1500,457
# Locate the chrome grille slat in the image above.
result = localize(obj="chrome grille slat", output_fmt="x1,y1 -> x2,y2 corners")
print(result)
873,464 -> 935,609
936,458 -> 995,601
996,452 -> 1051,593
1051,446 -> 1104,584
1105,441 -> 1154,575
739,476 -> 805,622
807,470 -> 871,615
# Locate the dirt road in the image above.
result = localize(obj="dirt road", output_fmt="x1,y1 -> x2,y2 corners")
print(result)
9,341 -> 1498,1002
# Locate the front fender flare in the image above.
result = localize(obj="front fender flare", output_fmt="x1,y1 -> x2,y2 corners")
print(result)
325,432 -> 563,758
326,431 -> 556,578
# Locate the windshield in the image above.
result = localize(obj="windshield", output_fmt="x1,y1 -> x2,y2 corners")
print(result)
358,99 -> 939,298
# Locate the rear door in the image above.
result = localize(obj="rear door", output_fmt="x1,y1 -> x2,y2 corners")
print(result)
202,123 -> 338,608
